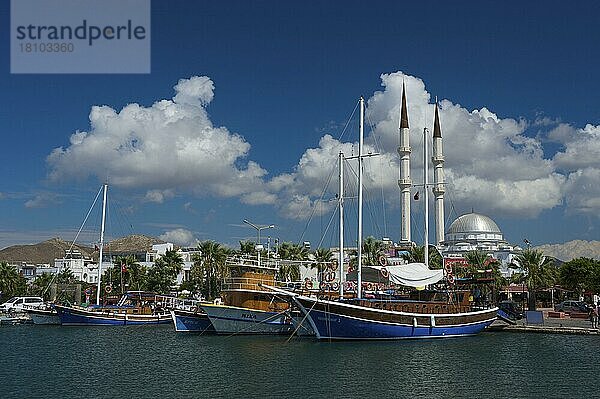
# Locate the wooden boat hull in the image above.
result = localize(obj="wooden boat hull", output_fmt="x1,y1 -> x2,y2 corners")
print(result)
170,309 -> 215,333
293,296 -> 498,340
54,305 -> 171,326
199,303 -> 293,335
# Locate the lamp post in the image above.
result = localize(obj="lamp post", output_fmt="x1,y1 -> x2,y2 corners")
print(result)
242,219 -> 274,248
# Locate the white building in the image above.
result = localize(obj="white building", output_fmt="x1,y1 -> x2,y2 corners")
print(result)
439,212 -> 521,277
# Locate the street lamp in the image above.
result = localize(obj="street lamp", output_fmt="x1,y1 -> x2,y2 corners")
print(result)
242,219 -> 275,247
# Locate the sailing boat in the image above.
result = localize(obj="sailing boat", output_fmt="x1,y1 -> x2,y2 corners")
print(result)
54,184 -> 172,326
269,93 -> 498,340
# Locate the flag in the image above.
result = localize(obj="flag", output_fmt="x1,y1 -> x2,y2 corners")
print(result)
413,191 -> 420,200
121,263 -> 127,273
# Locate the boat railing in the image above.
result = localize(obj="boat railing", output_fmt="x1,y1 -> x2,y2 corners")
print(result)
222,276 -> 278,291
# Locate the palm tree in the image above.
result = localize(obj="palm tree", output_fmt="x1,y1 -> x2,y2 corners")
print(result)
238,240 -> 256,255
0,262 -> 27,299
30,273 -> 55,301
400,245 -> 443,269
114,255 -> 145,293
465,250 -> 506,303
192,241 -> 229,300
277,242 -> 309,282
362,236 -> 385,265
512,248 -> 556,310
312,247 -> 334,282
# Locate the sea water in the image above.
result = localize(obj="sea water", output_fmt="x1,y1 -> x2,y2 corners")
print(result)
1,324 -> 598,398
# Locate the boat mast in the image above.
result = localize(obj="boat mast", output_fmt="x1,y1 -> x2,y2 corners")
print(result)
357,96 -> 364,299
338,151 -> 344,299
423,127 -> 429,268
96,183 -> 108,305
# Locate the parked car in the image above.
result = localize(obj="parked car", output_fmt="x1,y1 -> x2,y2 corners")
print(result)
0,296 -> 44,313
554,300 -> 590,314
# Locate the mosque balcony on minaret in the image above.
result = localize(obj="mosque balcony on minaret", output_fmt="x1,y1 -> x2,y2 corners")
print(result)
397,146 -> 412,155
433,183 -> 445,194
398,178 -> 412,188
431,155 -> 444,164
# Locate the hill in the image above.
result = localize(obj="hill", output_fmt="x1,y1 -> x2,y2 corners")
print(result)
0,237 -> 93,264
0,234 -> 165,264
534,240 -> 600,262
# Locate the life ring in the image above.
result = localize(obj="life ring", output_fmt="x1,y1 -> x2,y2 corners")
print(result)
332,282 -> 340,291
304,279 -> 313,290
377,283 -> 384,291
348,265 -> 355,273
105,285 -> 112,294
378,255 -> 388,266
366,283 -> 373,291
319,281 -> 327,291
447,275 -> 455,285
330,260 -> 339,271
380,267 -> 389,278
325,271 -> 335,282
444,263 -> 453,274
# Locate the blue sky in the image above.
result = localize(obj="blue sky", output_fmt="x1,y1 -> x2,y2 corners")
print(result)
1,0 -> 599,250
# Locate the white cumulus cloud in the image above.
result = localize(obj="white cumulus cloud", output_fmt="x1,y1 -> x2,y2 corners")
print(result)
159,228 -> 197,247
47,76 -> 266,200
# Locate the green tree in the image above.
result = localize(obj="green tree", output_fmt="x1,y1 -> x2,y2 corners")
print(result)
238,240 -> 256,255
312,247 -> 334,282
277,242 -> 309,281
362,236 -> 386,265
511,248 -> 556,310
30,273 -> 55,300
0,262 -> 27,300
559,257 -> 600,297
465,250 -> 506,303
192,241 -> 229,300
146,249 -> 184,294
400,245 -> 443,269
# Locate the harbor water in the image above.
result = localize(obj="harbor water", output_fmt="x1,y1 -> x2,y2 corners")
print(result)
1,325 -> 599,398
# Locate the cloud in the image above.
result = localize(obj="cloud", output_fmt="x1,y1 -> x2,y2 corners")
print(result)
159,228 -> 197,247
47,76 -> 266,200
268,71 -> 597,219
144,189 -> 175,203
24,193 -> 61,208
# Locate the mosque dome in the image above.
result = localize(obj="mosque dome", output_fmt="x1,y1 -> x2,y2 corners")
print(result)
445,212 -> 504,243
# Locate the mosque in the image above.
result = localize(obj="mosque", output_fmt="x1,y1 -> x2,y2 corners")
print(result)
396,83 -> 519,278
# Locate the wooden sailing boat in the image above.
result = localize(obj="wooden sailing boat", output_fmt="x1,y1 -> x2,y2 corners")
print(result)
270,92 -> 498,340
54,184 -> 172,326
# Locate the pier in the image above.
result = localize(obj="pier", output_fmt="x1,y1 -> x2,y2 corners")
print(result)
489,308 -> 599,335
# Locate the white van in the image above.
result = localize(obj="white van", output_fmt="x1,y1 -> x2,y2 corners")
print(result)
0,296 -> 44,313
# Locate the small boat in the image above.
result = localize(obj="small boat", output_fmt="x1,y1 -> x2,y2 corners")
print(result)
170,301 -> 215,333
55,291 -> 172,326
25,304 -> 61,325
198,255 -> 301,335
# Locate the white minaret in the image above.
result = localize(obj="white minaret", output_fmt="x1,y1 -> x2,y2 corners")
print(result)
432,102 -> 445,245
397,83 -> 411,243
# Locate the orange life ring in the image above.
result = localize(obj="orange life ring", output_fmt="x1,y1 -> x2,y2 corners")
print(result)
105,285 -> 112,293
447,275 -> 455,285
304,279 -> 313,290
348,265 -> 355,273
380,267 -> 389,278
378,255 -> 388,266
367,283 -> 373,291
332,282 -> 340,291
319,281 -> 327,291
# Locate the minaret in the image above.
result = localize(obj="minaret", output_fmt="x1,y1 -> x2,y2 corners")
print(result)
432,102 -> 445,245
397,82 -> 411,243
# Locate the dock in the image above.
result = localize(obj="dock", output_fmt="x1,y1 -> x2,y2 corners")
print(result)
489,308 -> 599,335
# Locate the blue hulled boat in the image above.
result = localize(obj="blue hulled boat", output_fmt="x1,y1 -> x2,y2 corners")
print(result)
171,308 -> 215,332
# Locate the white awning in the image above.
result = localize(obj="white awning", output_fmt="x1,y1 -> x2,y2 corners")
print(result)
373,263 -> 444,287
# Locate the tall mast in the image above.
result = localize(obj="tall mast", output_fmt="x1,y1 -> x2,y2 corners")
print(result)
96,183 -> 108,305
432,101 -> 446,245
338,151 -> 344,299
398,82 -> 412,243
423,128 -> 429,268
357,96 -> 364,299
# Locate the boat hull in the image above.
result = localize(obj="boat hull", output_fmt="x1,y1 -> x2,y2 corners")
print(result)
171,309 -> 215,333
199,303 -> 293,335
55,305 -> 171,326
294,296 -> 497,340
28,309 -> 61,325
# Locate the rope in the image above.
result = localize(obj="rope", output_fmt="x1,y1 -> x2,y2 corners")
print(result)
285,299 -> 318,343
